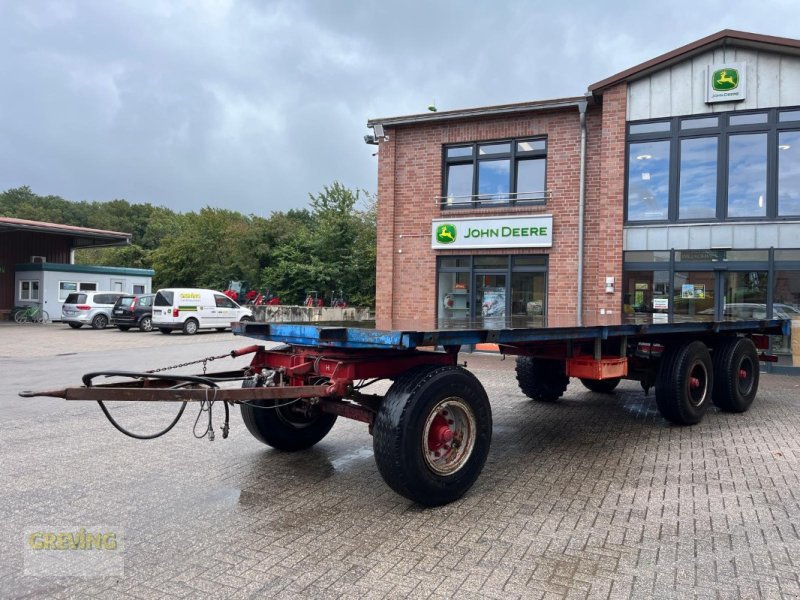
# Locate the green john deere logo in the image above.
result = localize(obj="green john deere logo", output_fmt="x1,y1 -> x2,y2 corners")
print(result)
436,223 -> 457,244
712,68 -> 739,91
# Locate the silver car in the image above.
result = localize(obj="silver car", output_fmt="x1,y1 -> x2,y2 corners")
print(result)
61,291 -> 126,329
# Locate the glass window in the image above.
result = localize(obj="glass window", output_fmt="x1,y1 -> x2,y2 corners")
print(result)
723,250 -> 769,262
778,131 -> 800,216
511,272 -> 546,324
438,271 -> 470,320
722,271 -> 769,319
215,295 -> 237,308
446,146 -> 472,158
479,143 -> 511,155
779,110 -> 800,122
776,250 -> 800,261
59,281 -> 78,301
133,285 -> 145,295
772,270 -> 800,362
673,271 -> 715,318
19,280 -> 40,301
623,271 -> 670,314
729,113 -> 768,126
79,282 -> 97,291
478,159 -> 510,201
516,158 -> 545,201
627,140 -> 670,221
727,133 -> 767,218
681,117 -> 718,130
439,257 -> 470,268
630,121 -> 670,134
675,250 -> 720,262
623,251 -> 671,263
513,255 -> 547,267
474,256 -> 508,268
517,140 -> 546,153
679,137 -> 718,219
445,163 -> 473,204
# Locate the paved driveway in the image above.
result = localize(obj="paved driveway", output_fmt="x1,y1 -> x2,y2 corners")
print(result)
1,323 -> 799,598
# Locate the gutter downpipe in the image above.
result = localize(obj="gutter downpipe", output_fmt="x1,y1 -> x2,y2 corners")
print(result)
576,98 -> 588,326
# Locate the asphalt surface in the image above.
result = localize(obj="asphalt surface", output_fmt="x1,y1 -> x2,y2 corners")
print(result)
1,323 -> 799,599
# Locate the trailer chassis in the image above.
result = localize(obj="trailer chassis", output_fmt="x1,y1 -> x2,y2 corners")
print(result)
20,318 -> 790,506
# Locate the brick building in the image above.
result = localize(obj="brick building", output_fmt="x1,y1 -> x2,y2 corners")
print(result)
367,30 -> 800,362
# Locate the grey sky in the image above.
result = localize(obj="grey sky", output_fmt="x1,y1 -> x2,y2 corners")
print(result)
1,0 -> 798,215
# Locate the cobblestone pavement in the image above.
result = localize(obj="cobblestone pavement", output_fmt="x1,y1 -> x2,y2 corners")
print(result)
1,325 -> 799,599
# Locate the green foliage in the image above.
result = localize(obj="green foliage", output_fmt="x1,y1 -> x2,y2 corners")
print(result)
0,183 -> 377,307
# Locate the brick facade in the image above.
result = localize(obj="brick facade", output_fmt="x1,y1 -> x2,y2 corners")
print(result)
375,84 -> 628,325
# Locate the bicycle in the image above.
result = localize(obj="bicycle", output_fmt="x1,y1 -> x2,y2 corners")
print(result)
14,305 -> 50,324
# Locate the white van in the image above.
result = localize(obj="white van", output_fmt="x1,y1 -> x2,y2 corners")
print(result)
152,288 -> 253,334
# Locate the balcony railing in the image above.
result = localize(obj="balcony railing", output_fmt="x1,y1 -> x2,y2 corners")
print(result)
436,190 -> 551,209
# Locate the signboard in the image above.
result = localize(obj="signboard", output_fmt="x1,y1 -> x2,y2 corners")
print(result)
431,215 -> 553,250
652,298 -> 669,310
706,63 -> 746,103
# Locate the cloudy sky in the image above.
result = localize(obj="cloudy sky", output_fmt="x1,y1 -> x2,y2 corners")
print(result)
1,0 -> 798,215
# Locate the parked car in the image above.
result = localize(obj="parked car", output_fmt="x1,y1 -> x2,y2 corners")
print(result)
61,291 -> 127,329
110,294 -> 155,332
152,288 -> 253,335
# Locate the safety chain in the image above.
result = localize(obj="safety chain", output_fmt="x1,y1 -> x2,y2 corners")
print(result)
146,352 -> 232,375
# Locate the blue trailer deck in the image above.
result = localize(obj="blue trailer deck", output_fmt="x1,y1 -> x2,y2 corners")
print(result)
232,315 -> 791,350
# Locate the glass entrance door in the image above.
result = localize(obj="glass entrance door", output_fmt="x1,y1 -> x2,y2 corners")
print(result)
474,273 -> 507,323
511,272 -> 546,326
721,270 -> 769,318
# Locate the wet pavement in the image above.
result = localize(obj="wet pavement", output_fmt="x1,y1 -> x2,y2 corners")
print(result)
1,324 -> 799,598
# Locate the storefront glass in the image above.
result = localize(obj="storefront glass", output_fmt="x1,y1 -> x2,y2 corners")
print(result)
673,271 -> 715,318
773,270 -> 800,364
511,272 -> 546,325
623,271 -> 670,315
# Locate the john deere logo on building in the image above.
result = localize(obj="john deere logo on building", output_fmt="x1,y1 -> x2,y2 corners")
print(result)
712,68 -> 739,91
436,224 -> 457,244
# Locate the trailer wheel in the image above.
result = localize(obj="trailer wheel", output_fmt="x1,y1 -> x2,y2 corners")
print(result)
580,378 -> 620,393
655,341 -> 713,425
239,379 -> 337,451
712,338 -> 759,413
515,357 -> 569,402
373,366 -> 492,506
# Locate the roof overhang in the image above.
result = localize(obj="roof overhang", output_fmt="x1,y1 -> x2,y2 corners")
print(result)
0,217 -> 131,249
368,96 -> 588,129
590,29 -> 800,94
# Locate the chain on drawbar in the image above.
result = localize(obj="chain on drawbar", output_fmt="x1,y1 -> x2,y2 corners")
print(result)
146,352 -> 232,375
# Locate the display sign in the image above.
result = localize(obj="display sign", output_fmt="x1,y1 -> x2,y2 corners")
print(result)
706,63 -> 746,103
431,215 -> 553,249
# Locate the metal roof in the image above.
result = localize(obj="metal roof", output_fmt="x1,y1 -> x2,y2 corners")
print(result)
0,217 -> 131,248
367,96 -> 587,129
15,262 -> 154,277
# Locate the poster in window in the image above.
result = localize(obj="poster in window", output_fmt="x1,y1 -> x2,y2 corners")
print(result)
693,284 -> 706,299
681,284 -> 695,299
481,287 -> 506,317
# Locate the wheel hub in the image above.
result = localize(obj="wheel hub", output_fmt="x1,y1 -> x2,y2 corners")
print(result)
422,398 -> 477,476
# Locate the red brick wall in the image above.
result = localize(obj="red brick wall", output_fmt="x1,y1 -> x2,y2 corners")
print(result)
375,86 -> 628,325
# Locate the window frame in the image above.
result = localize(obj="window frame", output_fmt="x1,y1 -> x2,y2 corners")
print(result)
625,106 -> 800,224
442,137 -> 548,209
19,279 -> 40,302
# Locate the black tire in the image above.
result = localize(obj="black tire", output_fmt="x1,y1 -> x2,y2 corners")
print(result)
240,378 -> 337,451
712,338 -> 759,413
182,318 -> 199,335
240,315 -> 253,323
68,322 -> 83,329
158,328 -> 172,334
138,316 -> 153,332
580,377 -> 621,393
91,314 -> 109,330
117,326 -> 131,332
515,357 -> 569,402
373,365 -> 492,506
655,341 -> 713,425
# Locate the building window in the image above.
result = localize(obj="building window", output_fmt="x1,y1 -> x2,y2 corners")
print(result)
19,280 -> 40,301
442,138 -> 547,208
79,282 -> 98,292
133,284 -> 145,294
626,107 -> 800,222
59,281 -> 78,301
437,255 -> 547,325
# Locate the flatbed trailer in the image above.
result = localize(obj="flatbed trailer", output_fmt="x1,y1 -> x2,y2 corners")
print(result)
21,316 -> 792,506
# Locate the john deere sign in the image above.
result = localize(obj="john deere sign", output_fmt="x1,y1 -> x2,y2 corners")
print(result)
706,63 -> 746,103
431,215 -> 553,249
